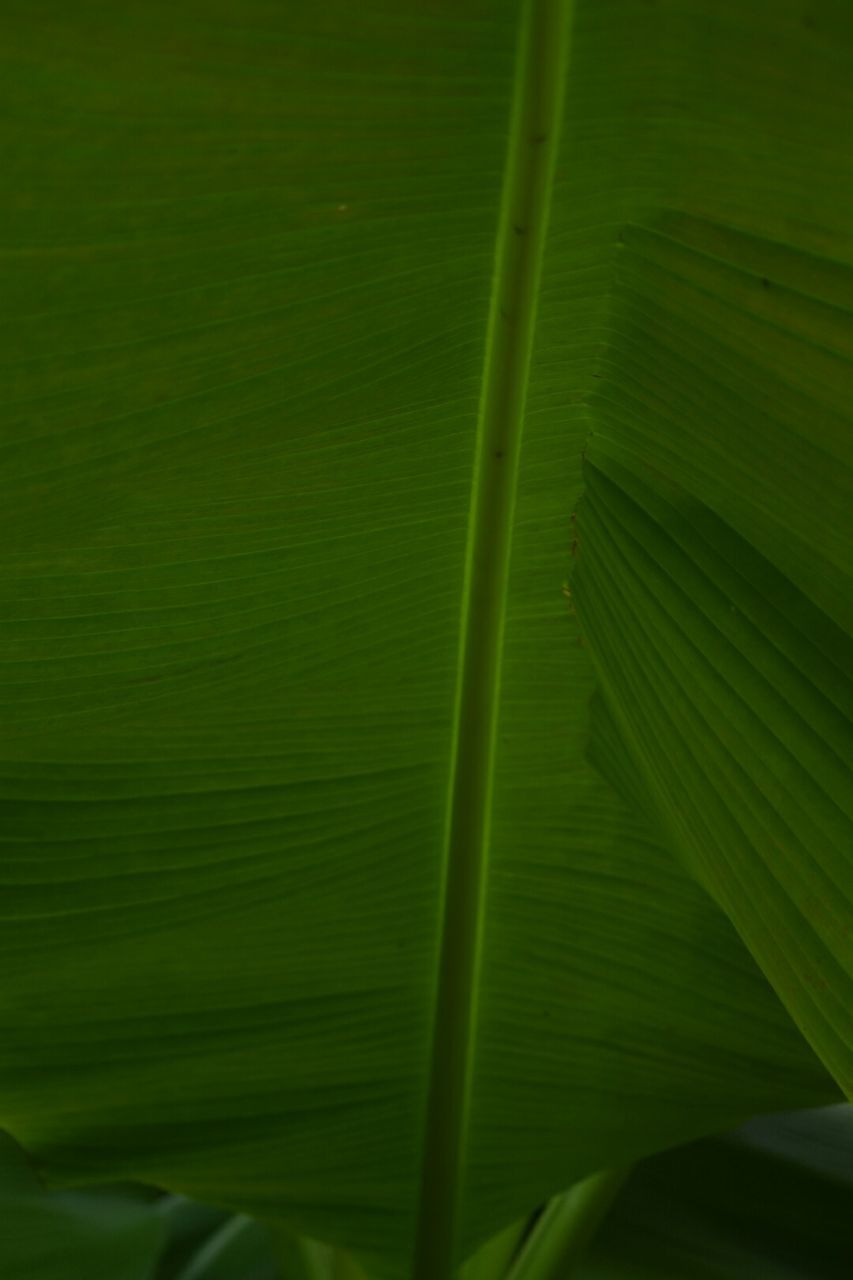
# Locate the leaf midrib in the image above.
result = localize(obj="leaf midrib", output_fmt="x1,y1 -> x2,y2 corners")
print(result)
412,3 -> 573,1276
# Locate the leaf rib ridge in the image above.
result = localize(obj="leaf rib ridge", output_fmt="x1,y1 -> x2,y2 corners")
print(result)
412,4 -> 573,1276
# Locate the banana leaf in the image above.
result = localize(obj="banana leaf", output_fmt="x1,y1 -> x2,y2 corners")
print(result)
575,1105 -> 853,1279
0,1130 -> 165,1280
0,1 -> 850,1277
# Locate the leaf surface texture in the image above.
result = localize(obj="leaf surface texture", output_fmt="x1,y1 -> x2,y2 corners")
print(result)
0,1 -> 850,1275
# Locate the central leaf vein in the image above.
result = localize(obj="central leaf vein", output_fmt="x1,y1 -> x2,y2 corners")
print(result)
412,3 -> 574,1275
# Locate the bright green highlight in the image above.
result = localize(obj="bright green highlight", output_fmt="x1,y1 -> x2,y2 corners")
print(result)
505,1170 -> 629,1280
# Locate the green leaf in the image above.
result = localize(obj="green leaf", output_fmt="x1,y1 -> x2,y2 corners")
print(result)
0,2 -> 850,1278
576,1106 -> 853,1279
168,1214 -> 279,1280
458,1217 -> 530,1280
572,221 -> 853,1091
0,1131 -> 165,1280
733,1104 -> 853,1187
150,1192 -> 359,1280
505,1170 -> 629,1280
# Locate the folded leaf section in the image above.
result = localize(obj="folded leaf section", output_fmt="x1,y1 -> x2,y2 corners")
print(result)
572,211 -> 853,1092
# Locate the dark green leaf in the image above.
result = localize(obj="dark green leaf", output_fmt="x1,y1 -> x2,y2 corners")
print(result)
0,2 -> 849,1276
